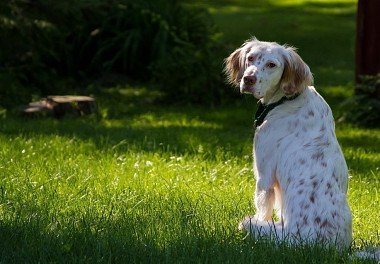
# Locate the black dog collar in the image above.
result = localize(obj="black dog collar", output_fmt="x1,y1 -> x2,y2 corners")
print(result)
254,94 -> 300,129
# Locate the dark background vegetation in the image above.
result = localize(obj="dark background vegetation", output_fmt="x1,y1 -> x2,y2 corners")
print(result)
0,0 -> 378,126
0,0 -> 234,109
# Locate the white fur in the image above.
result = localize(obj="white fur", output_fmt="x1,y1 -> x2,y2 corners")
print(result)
240,42 -> 287,101
241,86 -> 352,250
225,39 -> 353,250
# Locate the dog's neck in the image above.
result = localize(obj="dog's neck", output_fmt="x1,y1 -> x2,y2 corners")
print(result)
262,85 -> 286,105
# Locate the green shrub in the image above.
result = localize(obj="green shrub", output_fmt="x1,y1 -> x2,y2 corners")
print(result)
0,0 -> 87,106
0,70 -> 29,110
343,74 -> 380,127
149,5 -> 226,104
0,0 -> 229,108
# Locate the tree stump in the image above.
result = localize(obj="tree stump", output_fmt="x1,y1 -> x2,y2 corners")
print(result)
47,95 -> 97,118
21,99 -> 54,117
22,95 -> 97,119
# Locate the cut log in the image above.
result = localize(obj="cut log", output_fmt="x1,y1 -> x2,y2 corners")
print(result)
47,95 -> 97,118
21,99 -> 54,117
21,95 -> 97,119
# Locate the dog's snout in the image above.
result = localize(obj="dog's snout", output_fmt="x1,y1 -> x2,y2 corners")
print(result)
243,75 -> 257,86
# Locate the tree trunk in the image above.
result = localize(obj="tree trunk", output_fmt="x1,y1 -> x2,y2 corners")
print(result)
355,0 -> 380,98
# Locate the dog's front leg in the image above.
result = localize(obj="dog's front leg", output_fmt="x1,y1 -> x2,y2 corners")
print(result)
254,177 -> 275,221
238,172 -> 276,234
238,142 -> 277,233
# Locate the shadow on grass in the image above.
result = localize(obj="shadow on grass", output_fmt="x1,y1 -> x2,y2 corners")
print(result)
0,86 -> 257,159
339,134 -> 380,154
338,133 -> 380,176
0,116 -> 253,159
207,0 -> 356,88
0,215 -> 348,263
1,85 -> 379,173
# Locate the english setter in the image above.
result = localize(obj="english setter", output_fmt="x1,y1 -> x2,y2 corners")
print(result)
224,38 -> 353,250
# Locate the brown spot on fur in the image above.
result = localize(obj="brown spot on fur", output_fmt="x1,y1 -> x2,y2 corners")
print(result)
326,182 -> 331,189
308,110 -> 315,117
312,180 -> 318,188
317,139 -> 330,147
321,220 -> 333,228
311,151 -> 324,160
321,162 -> 327,167
332,172 -> 339,183
298,189 -> 303,195
314,217 -> 321,224
310,193 -> 315,203
303,215 -> 308,225
299,158 -> 306,165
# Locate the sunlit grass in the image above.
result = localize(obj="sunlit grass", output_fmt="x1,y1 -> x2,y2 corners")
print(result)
0,99 -> 379,262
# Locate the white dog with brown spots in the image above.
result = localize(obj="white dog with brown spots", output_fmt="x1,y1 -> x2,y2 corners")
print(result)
225,38 -> 353,250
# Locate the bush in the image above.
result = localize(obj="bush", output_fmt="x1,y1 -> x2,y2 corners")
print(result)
343,74 -> 380,127
0,0 -> 229,108
149,5 -> 226,104
0,0 -> 91,107
0,70 -> 29,110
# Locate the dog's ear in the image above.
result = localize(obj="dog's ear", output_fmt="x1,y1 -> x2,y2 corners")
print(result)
280,47 -> 313,95
224,47 -> 245,86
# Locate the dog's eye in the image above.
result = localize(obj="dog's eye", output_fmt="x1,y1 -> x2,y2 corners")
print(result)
247,56 -> 254,62
266,62 -> 276,68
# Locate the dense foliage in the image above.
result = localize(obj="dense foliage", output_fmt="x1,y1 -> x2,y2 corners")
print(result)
0,0 -> 227,108
343,74 -> 380,127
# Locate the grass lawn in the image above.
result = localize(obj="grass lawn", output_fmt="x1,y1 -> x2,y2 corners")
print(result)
1,0 -> 379,263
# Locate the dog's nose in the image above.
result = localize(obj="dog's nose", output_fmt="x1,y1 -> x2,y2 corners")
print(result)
243,75 -> 257,85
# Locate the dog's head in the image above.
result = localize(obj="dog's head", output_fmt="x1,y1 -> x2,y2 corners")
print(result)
224,38 -> 313,99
